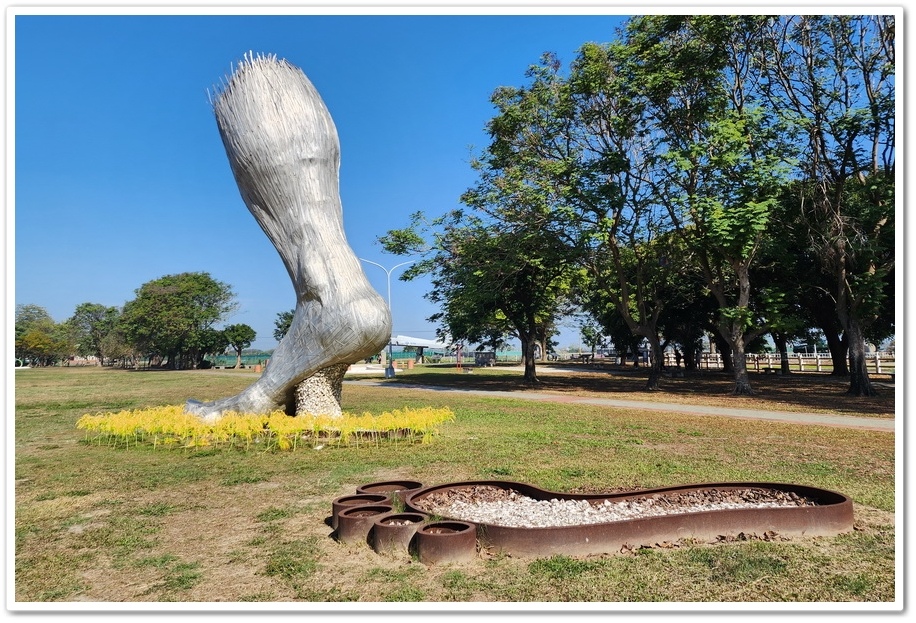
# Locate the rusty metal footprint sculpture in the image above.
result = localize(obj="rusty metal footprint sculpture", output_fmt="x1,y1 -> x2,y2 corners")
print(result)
401,480 -> 854,558
332,479 -> 853,560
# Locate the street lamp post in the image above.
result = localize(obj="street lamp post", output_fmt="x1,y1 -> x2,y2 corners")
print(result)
359,258 -> 415,378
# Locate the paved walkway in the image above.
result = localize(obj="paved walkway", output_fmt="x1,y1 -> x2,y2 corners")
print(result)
344,379 -> 896,433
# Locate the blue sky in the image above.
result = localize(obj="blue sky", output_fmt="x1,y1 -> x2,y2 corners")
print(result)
11,7 -> 632,351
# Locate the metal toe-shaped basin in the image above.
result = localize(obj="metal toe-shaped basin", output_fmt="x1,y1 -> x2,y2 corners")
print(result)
404,480 -> 853,558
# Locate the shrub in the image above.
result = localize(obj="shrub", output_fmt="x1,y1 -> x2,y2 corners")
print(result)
76,405 -> 455,451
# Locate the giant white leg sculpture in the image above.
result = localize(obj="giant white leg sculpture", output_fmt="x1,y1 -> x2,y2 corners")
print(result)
186,54 -> 391,421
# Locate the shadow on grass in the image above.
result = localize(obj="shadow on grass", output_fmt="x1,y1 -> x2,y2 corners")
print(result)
379,363 -> 894,418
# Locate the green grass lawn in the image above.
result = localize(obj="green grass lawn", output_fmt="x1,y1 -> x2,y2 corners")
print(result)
12,365 -> 897,607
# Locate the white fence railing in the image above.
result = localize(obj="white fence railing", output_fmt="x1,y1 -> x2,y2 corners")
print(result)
432,351 -> 895,375
668,352 -> 895,375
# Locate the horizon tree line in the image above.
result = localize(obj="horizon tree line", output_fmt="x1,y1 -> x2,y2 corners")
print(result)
15,272 -> 260,370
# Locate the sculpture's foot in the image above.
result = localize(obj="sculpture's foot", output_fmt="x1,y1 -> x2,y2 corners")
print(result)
185,391 -> 274,423
185,398 -> 233,424
186,293 -> 390,420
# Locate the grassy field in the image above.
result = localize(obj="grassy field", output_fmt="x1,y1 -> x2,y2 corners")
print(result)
12,365 -> 897,608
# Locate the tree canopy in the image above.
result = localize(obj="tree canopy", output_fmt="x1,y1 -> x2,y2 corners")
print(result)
67,302 -> 121,365
381,13 -> 894,398
14,304 -> 71,366
223,323 -> 257,368
119,272 -> 237,369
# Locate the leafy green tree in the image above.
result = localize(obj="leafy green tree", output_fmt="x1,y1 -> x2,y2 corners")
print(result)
15,304 -> 71,366
617,15 -> 794,394
654,245 -> 717,373
599,304 -> 646,367
486,31 -> 790,392
568,41 -> 684,388
461,94 -> 584,382
750,181 -> 836,375
16,329 -> 65,366
273,309 -> 294,342
189,327 -> 230,368
66,302 -> 120,365
223,323 -> 257,368
472,42 -> 701,390
120,272 -> 237,369
578,320 -> 606,355
99,328 -> 134,368
15,304 -> 53,341
458,48 -> 661,383
382,207 -> 572,384
757,15 -> 895,396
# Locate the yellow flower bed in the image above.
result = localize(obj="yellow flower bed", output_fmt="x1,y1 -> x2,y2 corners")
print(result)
76,405 -> 455,451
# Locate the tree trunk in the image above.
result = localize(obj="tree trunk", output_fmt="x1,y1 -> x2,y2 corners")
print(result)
645,334 -> 663,391
822,324 -> 850,376
812,298 -> 849,376
730,335 -> 755,395
235,349 -> 242,369
772,332 -> 792,375
711,333 -> 734,374
845,318 -> 876,396
682,344 -> 698,371
520,331 -> 540,385
615,344 -> 628,366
